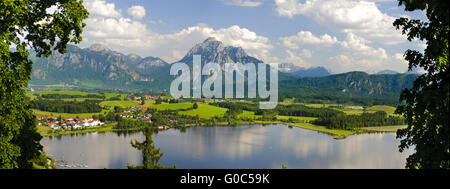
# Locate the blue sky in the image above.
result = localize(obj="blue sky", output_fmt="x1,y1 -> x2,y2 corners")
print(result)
78,0 -> 427,73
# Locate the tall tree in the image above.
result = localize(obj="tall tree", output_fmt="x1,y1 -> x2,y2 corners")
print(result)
0,0 -> 88,168
128,127 -> 175,169
394,0 -> 449,169
141,97 -> 145,105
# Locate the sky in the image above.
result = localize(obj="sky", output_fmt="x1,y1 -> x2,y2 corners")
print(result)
77,0 -> 428,74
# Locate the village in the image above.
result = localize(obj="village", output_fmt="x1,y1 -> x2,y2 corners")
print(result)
37,115 -> 104,130
37,104 -> 171,131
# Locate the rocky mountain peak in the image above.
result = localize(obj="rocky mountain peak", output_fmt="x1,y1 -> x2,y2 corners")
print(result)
127,53 -> 141,60
87,44 -> 111,52
204,37 -> 218,42
179,37 -> 262,64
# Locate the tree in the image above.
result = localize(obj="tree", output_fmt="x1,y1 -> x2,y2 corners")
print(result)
155,98 -> 162,104
193,103 -> 198,109
141,97 -> 145,105
394,0 -> 449,169
128,127 -> 175,169
0,0 -> 88,168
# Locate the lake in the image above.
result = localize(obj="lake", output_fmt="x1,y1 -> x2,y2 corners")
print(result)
41,124 -> 413,169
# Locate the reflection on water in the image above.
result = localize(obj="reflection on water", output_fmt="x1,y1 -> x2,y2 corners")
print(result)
41,124 -> 413,169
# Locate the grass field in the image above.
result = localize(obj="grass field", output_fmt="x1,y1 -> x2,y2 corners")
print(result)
359,125 -> 407,132
237,110 -> 260,119
303,103 -> 338,108
178,104 -> 228,119
33,109 -> 110,119
100,100 -> 141,108
26,90 -> 127,100
150,103 -> 194,111
365,105 -> 397,115
276,115 -> 318,121
337,109 -> 365,115
329,105 -> 397,115
37,124 -> 52,134
287,122 -> 354,139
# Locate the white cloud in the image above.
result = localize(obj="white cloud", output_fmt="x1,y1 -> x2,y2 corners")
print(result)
284,50 -> 310,67
281,30 -> 386,59
333,33 -> 404,73
280,31 -> 339,49
340,33 -> 388,59
84,0 -> 121,18
280,30 -> 405,73
127,6 -> 146,20
329,53 -> 408,74
414,42 -> 427,50
325,34 -> 407,73
221,0 -> 263,7
299,49 -> 312,58
394,53 -> 408,66
84,17 -> 148,38
275,0 -> 405,45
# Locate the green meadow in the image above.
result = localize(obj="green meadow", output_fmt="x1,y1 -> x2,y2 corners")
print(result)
150,103 -> 194,111
365,105 -> 397,115
33,109 -> 110,119
287,122 -> 354,139
178,104 -> 228,119
100,100 -> 141,108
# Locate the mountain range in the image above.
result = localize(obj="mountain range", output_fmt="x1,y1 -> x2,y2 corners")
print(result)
29,43 -> 171,90
375,70 -> 399,75
29,38 -> 418,99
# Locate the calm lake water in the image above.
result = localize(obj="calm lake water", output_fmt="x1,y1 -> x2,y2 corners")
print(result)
41,124 -> 413,169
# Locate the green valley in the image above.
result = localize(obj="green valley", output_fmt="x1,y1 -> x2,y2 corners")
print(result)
28,90 -> 406,139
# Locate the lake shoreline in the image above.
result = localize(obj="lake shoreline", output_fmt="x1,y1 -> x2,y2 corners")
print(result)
39,121 -> 406,139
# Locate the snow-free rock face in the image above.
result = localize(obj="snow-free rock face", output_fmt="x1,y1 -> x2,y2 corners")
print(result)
178,37 -> 263,65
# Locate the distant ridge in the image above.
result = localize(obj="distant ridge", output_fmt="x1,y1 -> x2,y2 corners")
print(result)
289,66 -> 331,77
376,70 -> 399,75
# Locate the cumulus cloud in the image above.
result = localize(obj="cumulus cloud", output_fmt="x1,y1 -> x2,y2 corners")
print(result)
84,0 -> 121,18
127,6 -> 146,20
329,53 -> 408,73
326,33 -> 406,73
299,49 -> 313,59
84,17 -> 148,38
275,0 -> 405,45
280,29 -> 406,73
284,50 -> 311,67
340,33 -> 388,59
281,30 -> 386,59
280,31 -> 339,48
220,0 -> 263,7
